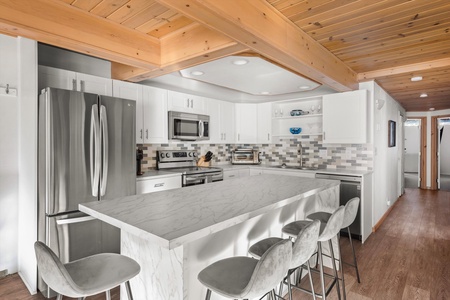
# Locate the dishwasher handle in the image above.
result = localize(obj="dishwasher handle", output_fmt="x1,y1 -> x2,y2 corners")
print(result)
315,173 -> 362,183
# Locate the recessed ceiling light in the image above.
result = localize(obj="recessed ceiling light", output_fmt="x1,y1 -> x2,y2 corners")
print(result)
420,93 -> 428,98
411,76 -> 423,82
260,91 -> 270,95
299,85 -> 311,90
190,71 -> 204,76
429,108 -> 435,111
232,59 -> 249,66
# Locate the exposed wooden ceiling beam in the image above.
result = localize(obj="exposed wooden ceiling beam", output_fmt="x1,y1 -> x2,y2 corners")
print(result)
0,0 -> 160,69
155,0 -> 358,92
115,23 -> 249,82
357,58 -> 450,81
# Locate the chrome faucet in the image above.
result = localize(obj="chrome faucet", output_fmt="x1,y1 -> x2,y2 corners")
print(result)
298,142 -> 303,167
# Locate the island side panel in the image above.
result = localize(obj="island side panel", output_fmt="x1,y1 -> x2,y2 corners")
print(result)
183,185 -> 339,300
120,231 -> 183,300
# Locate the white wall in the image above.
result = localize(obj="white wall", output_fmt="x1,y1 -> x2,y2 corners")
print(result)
440,124 -> 450,175
0,35 -> 19,274
360,81 -> 406,227
404,125 -> 420,172
17,37 -> 38,293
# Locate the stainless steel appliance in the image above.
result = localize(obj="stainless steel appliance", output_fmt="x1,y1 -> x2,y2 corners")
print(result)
157,150 -> 222,186
315,173 -> 362,240
168,111 -> 209,141
231,148 -> 261,165
38,87 -> 136,297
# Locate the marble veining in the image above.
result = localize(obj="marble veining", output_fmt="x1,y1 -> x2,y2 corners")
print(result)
80,175 -> 339,249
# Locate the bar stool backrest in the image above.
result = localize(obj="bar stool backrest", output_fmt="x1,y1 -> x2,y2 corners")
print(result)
243,239 -> 292,299
342,197 -> 360,228
291,219 -> 320,269
318,206 -> 345,242
34,241 -> 82,297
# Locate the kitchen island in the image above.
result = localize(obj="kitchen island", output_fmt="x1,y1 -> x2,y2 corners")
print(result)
80,174 -> 339,300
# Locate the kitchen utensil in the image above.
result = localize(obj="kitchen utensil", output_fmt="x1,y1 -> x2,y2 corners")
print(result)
204,151 -> 213,162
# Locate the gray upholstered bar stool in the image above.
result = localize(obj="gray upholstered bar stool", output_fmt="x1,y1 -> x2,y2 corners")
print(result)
34,241 -> 140,300
282,206 -> 345,300
308,197 -> 361,300
248,220 -> 321,300
198,239 -> 292,300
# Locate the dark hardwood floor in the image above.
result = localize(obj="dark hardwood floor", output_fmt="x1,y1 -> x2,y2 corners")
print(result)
1,188 -> 449,300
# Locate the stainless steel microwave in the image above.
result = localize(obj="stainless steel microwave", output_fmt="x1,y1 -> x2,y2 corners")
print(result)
168,111 -> 210,141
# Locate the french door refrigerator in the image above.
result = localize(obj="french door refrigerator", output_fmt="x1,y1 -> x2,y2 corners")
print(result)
37,87 -> 136,297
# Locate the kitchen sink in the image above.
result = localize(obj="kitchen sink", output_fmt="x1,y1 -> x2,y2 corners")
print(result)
274,164 -> 319,171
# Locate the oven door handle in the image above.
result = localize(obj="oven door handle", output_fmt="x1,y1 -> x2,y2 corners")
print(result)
185,174 -> 207,182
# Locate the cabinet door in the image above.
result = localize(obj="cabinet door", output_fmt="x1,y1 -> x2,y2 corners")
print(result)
322,90 -> 367,144
38,65 -> 76,91
136,176 -> 181,194
112,80 -> 143,144
206,99 -> 221,143
220,101 -> 235,143
77,73 -> 112,96
257,102 -> 272,143
235,103 -> 257,143
143,86 -> 168,143
168,91 -> 205,114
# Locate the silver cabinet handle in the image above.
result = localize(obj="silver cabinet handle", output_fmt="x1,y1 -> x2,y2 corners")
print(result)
146,129 -> 149,139
80,80 -> 85,92
323,131 -> 325,140
56,216 -> 95,225
154,183 -> 165,188
100,105 -> 108,197
90,104 -> 100,197
186,99 -> 190,108
140,129 -> 143,139
238,133 -> 240,141
228,174 -> 235,177
191,99 -> 194,108
72,79 -> 77,91
224,133 -> 226,140
267,133 -> 270,140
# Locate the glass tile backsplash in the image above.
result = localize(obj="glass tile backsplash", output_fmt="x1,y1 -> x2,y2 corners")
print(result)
138,136 -> 373,171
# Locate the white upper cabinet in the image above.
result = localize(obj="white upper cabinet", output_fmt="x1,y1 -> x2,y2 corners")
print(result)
235,103 -> 257,144
113,80 -> 168,144
257,102 -> 272,143
206,99 -> 235,144
322,90 -> 368,144
168,90 -> 206,114
39,66 -> 112,96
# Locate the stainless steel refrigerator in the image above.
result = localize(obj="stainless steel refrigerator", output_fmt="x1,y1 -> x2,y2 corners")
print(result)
37,87 -> 136,297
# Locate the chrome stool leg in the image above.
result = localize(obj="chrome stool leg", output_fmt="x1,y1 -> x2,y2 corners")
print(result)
337,234 -> 346,300
347,227 -> 361,283
125,281 -> 134,300
318,242 -> 327,300
329,239 -> 342,300
306,261 -> 317,300
105,290 -> 111,300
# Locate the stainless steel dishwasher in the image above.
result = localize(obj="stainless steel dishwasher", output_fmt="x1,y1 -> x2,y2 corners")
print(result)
315,173 -> 362,240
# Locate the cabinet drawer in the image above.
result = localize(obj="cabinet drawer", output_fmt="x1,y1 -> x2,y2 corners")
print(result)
136,176 -> 181,194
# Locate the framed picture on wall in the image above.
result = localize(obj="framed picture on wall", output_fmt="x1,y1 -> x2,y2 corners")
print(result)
388,120 -> 396,147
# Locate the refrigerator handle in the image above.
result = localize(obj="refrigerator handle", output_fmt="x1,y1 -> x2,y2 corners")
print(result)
100,105 -> 109,197
90,104 -> 100,197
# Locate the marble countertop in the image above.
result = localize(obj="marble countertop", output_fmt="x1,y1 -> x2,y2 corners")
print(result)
219,164 -> 372,176
136,169 -> 182,181
80,175 -> 338,249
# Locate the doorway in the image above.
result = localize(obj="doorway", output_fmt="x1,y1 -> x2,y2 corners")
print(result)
404,119 -> 421,188
431,115 -> 450,191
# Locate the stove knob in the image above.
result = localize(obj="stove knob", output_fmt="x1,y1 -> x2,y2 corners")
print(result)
160,153 -> 164,158
193,152 -> 197,157
165,153 -> 170,158
188,152 -> 193,157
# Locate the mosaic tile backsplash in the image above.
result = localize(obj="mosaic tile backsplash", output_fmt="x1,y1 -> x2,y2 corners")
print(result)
138,136 -> 373,171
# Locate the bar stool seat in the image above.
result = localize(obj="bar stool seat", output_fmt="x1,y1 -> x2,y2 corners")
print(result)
198,239 -> 292,300
34,241 -> 140,300
248,220 -> 321,300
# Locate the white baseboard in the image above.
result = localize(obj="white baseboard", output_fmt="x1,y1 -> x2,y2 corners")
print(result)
18,271 -> 37,295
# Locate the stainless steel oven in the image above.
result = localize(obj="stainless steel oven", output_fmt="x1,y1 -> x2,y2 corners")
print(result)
168,111 -> 209,141
157,150 -> 222,187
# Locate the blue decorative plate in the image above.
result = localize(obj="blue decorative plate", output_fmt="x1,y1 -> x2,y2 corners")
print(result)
290,127 -> 302,134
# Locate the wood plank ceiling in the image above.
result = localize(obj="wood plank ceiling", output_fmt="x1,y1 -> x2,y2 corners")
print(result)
1,0 -> 449,111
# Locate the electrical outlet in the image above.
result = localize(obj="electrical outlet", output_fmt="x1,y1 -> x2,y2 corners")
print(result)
387,199 -> 391,206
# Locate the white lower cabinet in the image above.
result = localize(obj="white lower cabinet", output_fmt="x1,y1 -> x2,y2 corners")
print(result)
136,175 -> 181,194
